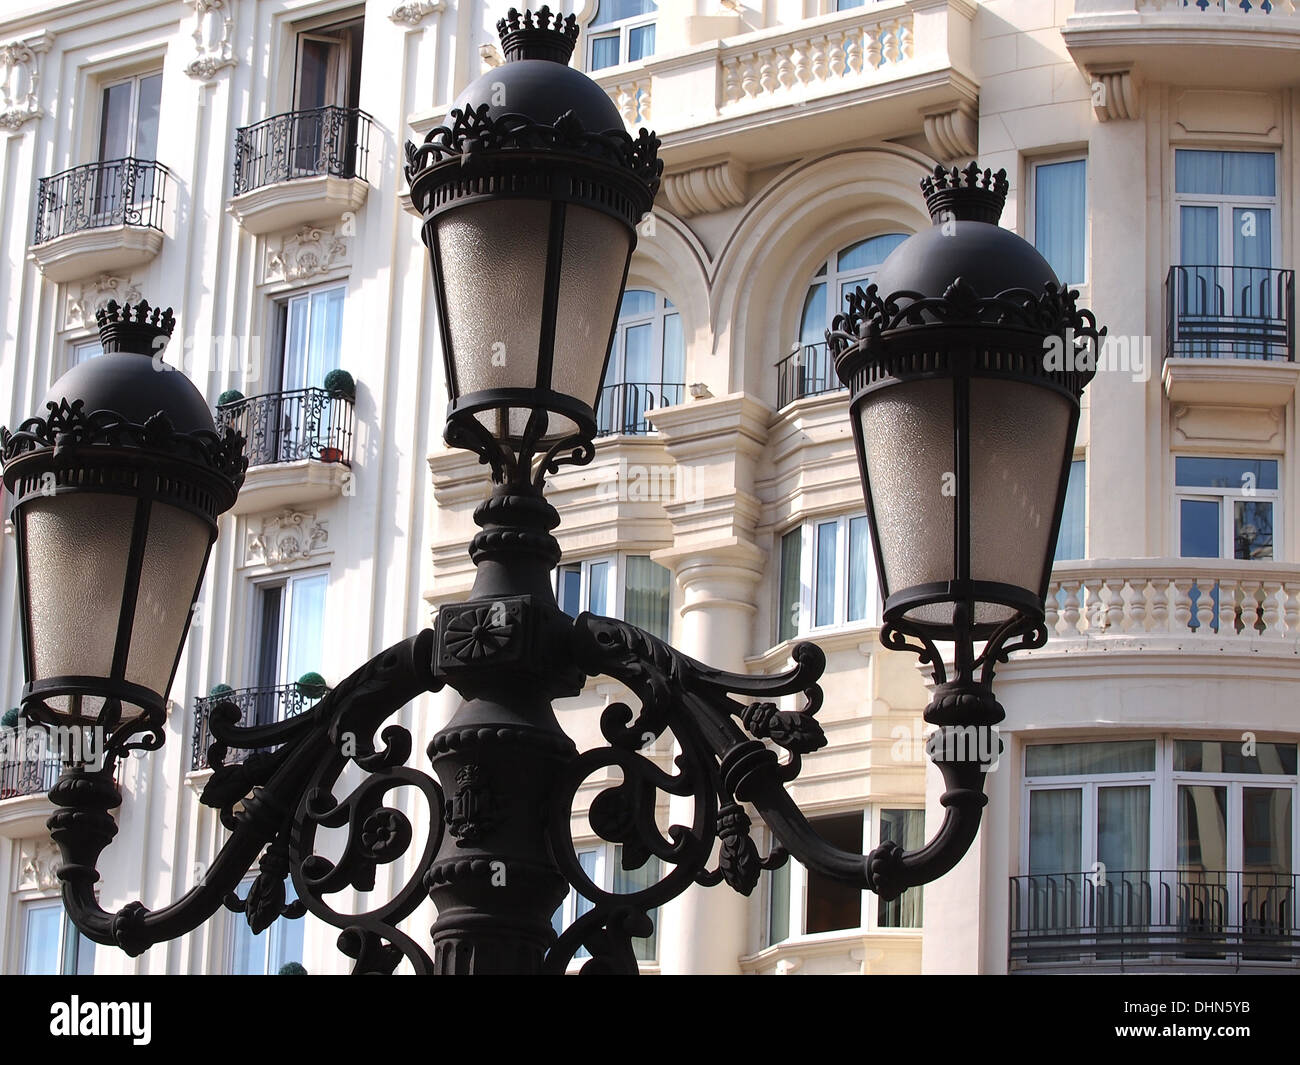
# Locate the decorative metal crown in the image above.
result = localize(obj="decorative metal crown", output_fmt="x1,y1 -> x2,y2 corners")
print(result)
497,6 -> 579,63
94,299 -> 177,355
920,162 -> 1009,225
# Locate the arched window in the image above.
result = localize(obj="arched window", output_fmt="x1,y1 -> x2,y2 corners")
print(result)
587,0 -> 657,71
598,289 -> 684,435
779,233 -> 908,407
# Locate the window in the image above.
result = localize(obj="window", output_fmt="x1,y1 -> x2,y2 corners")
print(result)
277,285 -> 344,394
291,17 -> 364,176
99,72 -> 162,164
587,0 -> 656,71
1031,158 -> 1087,286
71,338 -> 103,367
251,571 -> 328,726
556,554 -> 672,641
228,877 -> 305,974
1023,737 -> 1296,879
597,289 -> 684,436
776,515 -> 878,644
1054,458 -> 1086,561
784,234 -> 908,405
1175,456 -> 1278,560
551,843 -> 660,963
1174,150 -> 1278,356
20,901 -> 95,974
766,807 -> 923,946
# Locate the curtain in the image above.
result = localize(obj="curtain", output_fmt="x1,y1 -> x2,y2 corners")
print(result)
814,521 -> 837,627
1035,159 -> 1086,285
1097,786 -> 1150,874
778,530 -> 802,642
284,573 -> 328,697
612,845 -> 660,960
623,556 -> 670,640
1026,740 -> 1155,776
848,516 -> 871,622
878,809 -> 925,927
1054,459 -> 1086,561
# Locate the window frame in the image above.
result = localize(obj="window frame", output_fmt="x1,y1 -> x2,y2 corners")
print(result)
762,804 -> 925,950
1054,455 -> 1087,562
1172,454 -> 1281,561
555,553 -> 673,640
552,842 -> 661,967
775,513 -> 880,645
247,568 -> 330,699
585,0 -> 657,72
96,69 -> 163,163
18,898 -> 94,975
1028,153 -> 1088,288
273,282 -> 347,395
798,232 -> 910,344
1020,736 -> 1298,877
1172,148 -> 1279,271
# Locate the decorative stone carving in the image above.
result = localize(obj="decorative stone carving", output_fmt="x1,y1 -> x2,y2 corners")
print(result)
1087,66 -> 1140,123
246,509 -> 329,566
922,101 -> 978,161
184,0 -> 237,82
447,764 -> 492,845
0,32 -> 54,132
64,273 -> 143,331
390,0 -> 446,27
660,159 -> 748,218
18,838 -> 60,891
264,223 -> 349,284
479,43 -> 504,69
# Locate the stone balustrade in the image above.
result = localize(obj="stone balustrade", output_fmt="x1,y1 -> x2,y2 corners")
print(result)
1046,559 -> 1300,639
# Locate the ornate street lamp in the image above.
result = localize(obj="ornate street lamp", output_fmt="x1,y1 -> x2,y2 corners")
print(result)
5,10 -> 1102,975
1,301 -> 245,754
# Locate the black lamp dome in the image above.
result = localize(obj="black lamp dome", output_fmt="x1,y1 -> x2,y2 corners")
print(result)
872,163 -> 1060,302
449,7 -> 623,134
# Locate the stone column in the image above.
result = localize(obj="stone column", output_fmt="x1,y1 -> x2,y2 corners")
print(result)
647,393 -> 769,974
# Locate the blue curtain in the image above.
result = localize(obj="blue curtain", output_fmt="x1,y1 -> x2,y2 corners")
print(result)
1054,459 -> 1085,561
1035,160 -> 1086,285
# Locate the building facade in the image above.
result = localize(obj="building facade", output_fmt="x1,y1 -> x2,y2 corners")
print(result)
0,0 -> 1297,975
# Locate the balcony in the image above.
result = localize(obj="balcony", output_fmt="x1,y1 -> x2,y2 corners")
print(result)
596,0 -> 978,172
217,387 -> 355,515
0,757 -> 62,801
776,342 -> 845,409
1063,1 -> 1300,91
1010,870 -> 1299,969
1046,559 -> 1300,639
191,683 -> 327,771
1162,266 -> 1297,404
596,381 -> 685,437
227,106 -> 373,235
29,158 -> 170,283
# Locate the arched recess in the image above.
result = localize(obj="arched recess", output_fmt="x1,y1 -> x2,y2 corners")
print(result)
622,208 -> 711,390
709,145 -> 936,404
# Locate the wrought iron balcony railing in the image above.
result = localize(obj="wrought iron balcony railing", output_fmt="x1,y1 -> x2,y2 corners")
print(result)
216,387 -> 355,469
1010,870 -> 1299,967
191,683 -> 329,771
776,341 -> 845,408
233,106 -> 373,196
0,756 -> 63,799
595,381 -> 685,436
1165,265 -> 1295,361
33,158 -> 170,245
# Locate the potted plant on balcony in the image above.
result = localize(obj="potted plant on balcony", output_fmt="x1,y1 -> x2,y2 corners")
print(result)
295,672 -> 329,701
208,683 -> 234,701
317,370 -> 353,463
217,389 -> 245,408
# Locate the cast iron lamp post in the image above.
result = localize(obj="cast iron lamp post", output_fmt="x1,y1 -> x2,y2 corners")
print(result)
2,8 -> 1102,974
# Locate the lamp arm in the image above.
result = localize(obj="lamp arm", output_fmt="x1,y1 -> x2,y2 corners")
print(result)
49,631 -> 442,966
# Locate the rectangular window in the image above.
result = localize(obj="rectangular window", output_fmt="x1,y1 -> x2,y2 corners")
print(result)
1175,456 -> 1279,560
778,515 -> 879,643
252,571 -> 328,725
1033,158 -> 1087,286
551,845 -> 659,964
805,811 -> 865,934
777,529 -> 802,644
1174,740 -> 1298,776
1054,458 -> 1085,561
21,901 -> 94,975
877,809 -> 924,928
229,878 -> 305,974
555,555 -> 672,640
1026,740 -> 1156,778
587,0 -> 657,71
279,285 -> 345,394
71,339 -> 102,367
